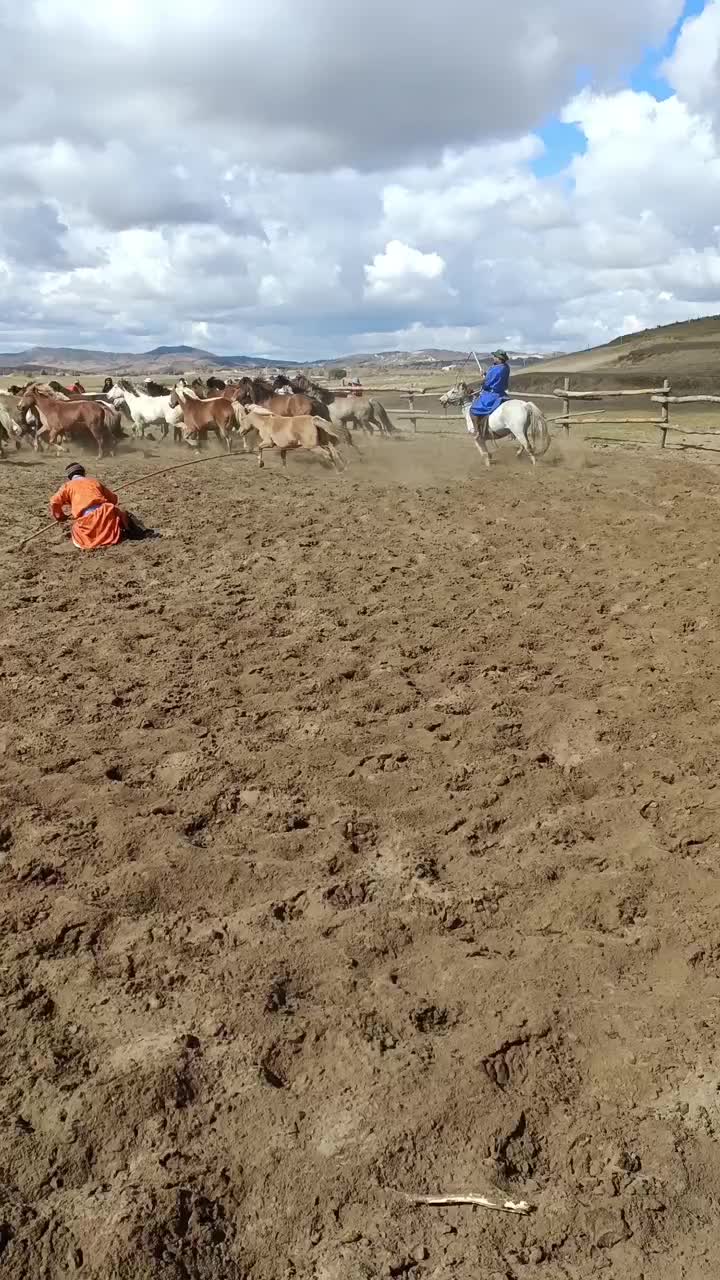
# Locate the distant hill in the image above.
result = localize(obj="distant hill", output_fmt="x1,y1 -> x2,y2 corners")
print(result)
0,342 -> 563,378
513,315 -> 720,395
324,348 -> 558,370
0,345 -> 301,376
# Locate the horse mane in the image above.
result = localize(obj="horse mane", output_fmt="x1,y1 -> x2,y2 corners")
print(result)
36,383 -> 67,399
294,374 -> 332,404
251,377 -> 274,400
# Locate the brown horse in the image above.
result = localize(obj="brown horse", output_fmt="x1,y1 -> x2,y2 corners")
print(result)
169,391 -> 236,452
233,376 -> 331,422
18,388 -> 114,458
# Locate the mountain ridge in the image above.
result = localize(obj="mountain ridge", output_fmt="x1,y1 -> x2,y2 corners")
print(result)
0,344 -> 559,375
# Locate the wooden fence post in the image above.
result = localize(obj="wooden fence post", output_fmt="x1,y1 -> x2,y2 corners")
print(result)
562,377 -> 571,437
659,378 -> 670,449
407,391 -> 417,433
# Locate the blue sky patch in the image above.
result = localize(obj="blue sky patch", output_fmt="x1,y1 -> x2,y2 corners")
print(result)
533,1 -> 707,179
533,118 -> 587,178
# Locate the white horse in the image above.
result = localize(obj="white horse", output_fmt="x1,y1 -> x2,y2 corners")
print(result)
107,381 -> 184,441
443,383 -> 551,468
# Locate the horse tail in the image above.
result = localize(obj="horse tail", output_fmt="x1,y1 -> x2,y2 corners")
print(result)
368,398 -> 396,435
231,400 -> 247,429
103,406 -> 125,439
316,421 -> 340,447
527,402 -> 550,457
309,396 -> 331,421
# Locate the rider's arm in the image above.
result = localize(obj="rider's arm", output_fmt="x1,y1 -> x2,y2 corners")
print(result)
49,484 -> 70,522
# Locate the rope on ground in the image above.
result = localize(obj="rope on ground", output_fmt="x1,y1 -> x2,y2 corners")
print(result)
11,449 -> 266,553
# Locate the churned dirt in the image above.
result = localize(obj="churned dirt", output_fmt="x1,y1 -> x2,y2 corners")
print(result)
2,430 -> 720,1280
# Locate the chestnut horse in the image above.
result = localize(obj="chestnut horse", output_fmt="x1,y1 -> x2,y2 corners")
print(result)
169,389 -> 236,452
18,387 -> 115,458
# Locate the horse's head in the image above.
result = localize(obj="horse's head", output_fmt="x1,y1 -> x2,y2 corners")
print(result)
168,390 -> 182,409
443,381 -> 475,405
17,385 -> 37,411
232,377 -> 253,405
251,377 -> 274,402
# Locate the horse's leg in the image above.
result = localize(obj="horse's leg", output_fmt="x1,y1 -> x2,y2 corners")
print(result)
258,445 -> 264,468
515,417 -> 536,465
472,433 -> 491,469
280,448 -> 288,468
326,444 -> 344,470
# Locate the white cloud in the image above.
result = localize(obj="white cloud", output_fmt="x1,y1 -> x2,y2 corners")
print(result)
1,0 -> 684,169
0,0 -> 717,358
364,241 -> 448,303
664,0 -> 720,117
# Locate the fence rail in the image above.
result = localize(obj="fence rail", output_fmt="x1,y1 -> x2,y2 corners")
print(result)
325,377 -> 720,450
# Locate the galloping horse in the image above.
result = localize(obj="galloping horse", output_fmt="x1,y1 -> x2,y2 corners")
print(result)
107,380 -> 183,440
443,383 -> 551,468
290,375 -> 396,436
18,387 -> 116,458
170,387 -> 236,452
233,377 -> 332,423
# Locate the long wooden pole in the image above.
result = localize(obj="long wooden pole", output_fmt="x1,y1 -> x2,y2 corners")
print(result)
554,387 -> 669,399
659,378 -> 670,449
407,391 -> 417,434
651,393 -> 720,405
562,376 -> 570,438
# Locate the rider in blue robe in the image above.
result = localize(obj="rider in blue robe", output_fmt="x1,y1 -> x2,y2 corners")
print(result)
470,351 -> 510,436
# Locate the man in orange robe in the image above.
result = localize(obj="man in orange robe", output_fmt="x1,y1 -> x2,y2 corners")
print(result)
50,463 -> 131,550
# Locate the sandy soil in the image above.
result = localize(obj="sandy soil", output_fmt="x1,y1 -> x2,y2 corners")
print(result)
2,429 -> 720,1279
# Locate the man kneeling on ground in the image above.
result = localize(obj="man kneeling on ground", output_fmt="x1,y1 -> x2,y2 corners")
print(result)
50,463 -> 156,550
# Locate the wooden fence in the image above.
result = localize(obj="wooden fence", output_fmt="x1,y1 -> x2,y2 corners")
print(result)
327,379 -> 720,449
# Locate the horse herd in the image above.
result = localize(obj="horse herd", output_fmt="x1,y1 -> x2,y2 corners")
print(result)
0,372 -> 553,470
0,373 -> 398,466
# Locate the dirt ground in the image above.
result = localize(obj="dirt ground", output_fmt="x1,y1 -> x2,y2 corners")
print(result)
3,427 -> 720,1280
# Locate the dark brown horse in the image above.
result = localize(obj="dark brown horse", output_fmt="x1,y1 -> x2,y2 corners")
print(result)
233,376 -> 331,422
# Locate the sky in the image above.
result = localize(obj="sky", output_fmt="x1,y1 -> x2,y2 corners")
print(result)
2,0 -> 720,359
